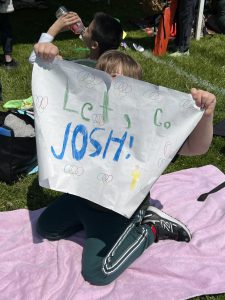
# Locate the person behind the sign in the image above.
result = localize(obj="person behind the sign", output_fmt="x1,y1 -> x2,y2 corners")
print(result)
96,49 -> 142,79
35,46 -> 216,285
0,0 -> 18,69
29,11 -> 123,68
170,0 -> 197,57
97,50 -> 216,159
206,0 -> 225,34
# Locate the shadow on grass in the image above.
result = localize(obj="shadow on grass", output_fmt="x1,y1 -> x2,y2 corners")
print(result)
26,177 -> 86,246
26,176 -> 56,210
219,145 -> 225,155
26,176 -> 59,243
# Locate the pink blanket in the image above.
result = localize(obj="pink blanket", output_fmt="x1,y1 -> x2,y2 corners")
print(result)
1,165 -> 225,300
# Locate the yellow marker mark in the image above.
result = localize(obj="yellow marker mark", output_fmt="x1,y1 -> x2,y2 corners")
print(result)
130,167 -> 140,190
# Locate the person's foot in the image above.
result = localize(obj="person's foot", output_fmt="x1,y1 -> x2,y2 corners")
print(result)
169,50 -> 190,57
3,59 -> 18,70
142,206 -> 191,242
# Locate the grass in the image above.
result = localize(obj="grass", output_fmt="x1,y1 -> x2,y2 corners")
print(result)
0,1 -> 225,299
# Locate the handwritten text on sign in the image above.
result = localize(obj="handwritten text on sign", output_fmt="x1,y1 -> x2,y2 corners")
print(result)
51,81 -> 171,162
32,60 -> 203,217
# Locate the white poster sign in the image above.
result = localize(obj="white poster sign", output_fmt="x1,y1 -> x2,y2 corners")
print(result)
32,59 -> 203,217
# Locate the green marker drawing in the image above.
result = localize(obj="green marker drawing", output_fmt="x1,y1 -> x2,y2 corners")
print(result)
154,108 -> 163,126
81,102 -> 93,121
124,114 -> 131,129
63,78 -> 79,114
154,108 -> 171,129
100,91 -> 113,123
63,78 -> 69,109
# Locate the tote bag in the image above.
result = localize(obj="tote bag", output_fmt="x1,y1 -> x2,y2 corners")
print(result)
0,111 -> 37,183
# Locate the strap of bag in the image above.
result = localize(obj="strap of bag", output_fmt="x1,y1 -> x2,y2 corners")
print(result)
197,181 -> 225,201
162,10 -> 166,39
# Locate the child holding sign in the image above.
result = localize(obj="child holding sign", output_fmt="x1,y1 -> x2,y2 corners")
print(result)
96,49 -> 142,79
36,49 -> 216,286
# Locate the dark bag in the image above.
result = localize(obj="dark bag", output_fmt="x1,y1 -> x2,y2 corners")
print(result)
0,111 -> 37,184
214,119 -> 225,137
153,0 -> 177,56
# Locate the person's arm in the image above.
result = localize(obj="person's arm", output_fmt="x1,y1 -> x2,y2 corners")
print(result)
179,88 -> 216,156
47,12 -> 81,38
29,33 -> 55,64
29,12 -> 81,64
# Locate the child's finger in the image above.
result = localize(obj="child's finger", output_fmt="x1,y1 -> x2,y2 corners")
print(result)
191,87 -> 197,94
191,88 -> 202,108
200,93 -> 216,116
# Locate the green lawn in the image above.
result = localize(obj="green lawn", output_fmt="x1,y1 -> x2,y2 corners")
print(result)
0,1 -> 225,299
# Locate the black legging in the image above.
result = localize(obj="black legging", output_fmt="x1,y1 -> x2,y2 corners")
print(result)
175,0 -> 197,52
0,14 -> 13,55
37,194 -> 153,285
216,0 -> 225,33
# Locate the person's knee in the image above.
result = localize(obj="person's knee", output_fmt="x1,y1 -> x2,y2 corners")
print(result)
81,264 -> 115,286
36,214 -> 61,241
82,250 -> 132,286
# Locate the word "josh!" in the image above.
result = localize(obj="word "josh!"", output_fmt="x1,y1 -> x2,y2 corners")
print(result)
51,123 -> 134,162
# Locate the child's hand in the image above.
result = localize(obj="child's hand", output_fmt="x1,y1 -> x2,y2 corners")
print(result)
180,88 -> 216,156
191,88 -> 216,117
48,12 -> 81,37
34,42 -> 60,61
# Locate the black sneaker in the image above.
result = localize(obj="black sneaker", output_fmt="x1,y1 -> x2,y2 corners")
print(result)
142,206 -> 191,242
3,59 -> 18,70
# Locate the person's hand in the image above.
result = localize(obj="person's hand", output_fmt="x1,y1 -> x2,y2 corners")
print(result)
47,12 -> 82,37
34,42 -> 60,61
191,88 -> 216,117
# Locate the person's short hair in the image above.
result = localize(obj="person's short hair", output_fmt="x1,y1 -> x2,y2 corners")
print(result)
96,50 -> 142,80
92,12 -> 123,56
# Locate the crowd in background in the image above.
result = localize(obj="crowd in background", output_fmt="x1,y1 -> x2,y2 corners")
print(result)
0,0 -> 225,71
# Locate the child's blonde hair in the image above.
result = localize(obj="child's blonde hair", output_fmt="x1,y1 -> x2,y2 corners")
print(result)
96,50 -> 142,80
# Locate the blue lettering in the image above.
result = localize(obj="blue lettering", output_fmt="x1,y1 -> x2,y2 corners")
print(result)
71,124 -> 88,161
51,122 -> 72,160
89,128 -> 105,157
51,123 -> 131,163
103,130 -> 128,161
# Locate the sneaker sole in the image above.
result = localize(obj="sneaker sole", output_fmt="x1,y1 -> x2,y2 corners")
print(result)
145,206 -> 192,241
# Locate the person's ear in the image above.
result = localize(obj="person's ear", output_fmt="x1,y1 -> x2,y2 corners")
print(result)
91,40 -> 99,50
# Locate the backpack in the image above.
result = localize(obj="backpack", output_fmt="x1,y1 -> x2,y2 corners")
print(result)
0,111 -> 37,184
153,0 -> 177,56
214,119 -> 225,137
